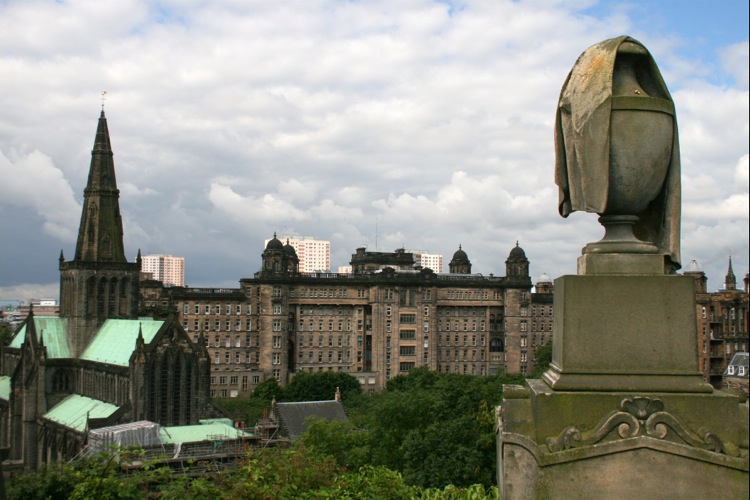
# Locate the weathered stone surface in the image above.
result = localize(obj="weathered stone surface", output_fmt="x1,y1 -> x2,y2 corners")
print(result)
555,36 -> 681,270
542,274 -> 711,393
576,252 -> 665,275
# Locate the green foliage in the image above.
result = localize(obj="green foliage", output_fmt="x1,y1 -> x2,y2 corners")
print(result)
350,368 -> 524,490
331,465 -> 419,499
7,462 -> 77,500
0,323 -> 13,346
300,417 -> 373,469
213,396 -> 268,426
283,370 -> 362,402
67,451 -> 143,499
419,484 -> 500,499
223,444 -> 341,498
253,376 -> 283,401
531,341 -> 553,378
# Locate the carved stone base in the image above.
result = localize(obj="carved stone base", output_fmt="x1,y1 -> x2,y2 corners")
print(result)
498,380 -> 749,499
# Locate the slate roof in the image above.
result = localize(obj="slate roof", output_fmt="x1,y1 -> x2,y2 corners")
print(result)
81,319 -> 164,366
43,394 -> 120,433
10,316 -> 71,358
724,352 -> 749,377
275,400 -> 348,439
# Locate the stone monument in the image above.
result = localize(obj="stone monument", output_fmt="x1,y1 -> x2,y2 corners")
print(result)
497,36 -> 748,498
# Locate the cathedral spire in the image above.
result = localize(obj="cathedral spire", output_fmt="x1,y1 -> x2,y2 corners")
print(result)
73,110 -> 127,262
725,256 -> 736,290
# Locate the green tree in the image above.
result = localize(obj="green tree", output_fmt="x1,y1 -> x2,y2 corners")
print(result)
332,465 -> 418,499
252,376 -> 283,401
355,369 -> 524,489
221,444 -> 341,498
7,463 -> 76,500
531,341 -> 553,378
301,417 -> 373,469
213,396 -> 268,427
0,323 -> 14,346
282,370 -> 362,402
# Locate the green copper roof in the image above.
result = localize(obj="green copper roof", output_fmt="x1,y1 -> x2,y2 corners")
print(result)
159,423 -> 251,444
0,376 -> 10,401
81,319 -> 164,366
9,317 -> 71,359
43,394 -> 120,433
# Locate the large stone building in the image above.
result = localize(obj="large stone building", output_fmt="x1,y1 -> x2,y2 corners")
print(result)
686,258 -> 749,388
143,238 -> 554,397
0,111 -> 212,470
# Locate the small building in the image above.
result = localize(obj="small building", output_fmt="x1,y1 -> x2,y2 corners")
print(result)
723,352 -> 749,396
256,390 -> 348,442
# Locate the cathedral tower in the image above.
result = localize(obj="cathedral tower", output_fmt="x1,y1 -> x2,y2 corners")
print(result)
59,111 -> 141,356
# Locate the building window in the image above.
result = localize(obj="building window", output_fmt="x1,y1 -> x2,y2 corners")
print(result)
400,330 -> 416,340
273,369 -> 281,381
400,362 -> 415,372
400,346 -> 416,356
400,314 -> 416,324
272,353 -> 281,364
273,336 -> 282,349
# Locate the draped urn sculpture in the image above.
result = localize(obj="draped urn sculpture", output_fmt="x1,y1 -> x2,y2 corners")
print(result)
555,36 -> 681,272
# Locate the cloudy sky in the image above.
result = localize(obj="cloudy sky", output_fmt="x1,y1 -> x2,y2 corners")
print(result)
0,0 -> 747,302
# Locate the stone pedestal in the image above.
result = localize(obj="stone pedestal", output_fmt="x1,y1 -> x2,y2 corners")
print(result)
498,268 -> 749,498
542,274 -> 712,393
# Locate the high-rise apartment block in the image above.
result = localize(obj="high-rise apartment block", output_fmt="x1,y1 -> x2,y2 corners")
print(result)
265,235 -> 330,273
408,250 -> 443,273
141,254 -> 185,287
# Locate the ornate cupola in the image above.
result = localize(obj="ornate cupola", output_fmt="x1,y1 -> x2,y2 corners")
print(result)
283,239 -> 300,274
449,245 -> 472,274
505,241 -> 530,279
59,110 -> 141,356
261,233 -> 285,275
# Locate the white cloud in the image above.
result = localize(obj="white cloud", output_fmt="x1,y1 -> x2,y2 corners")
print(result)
0,0 -> 746,295
720,41 -> 750,89
0,148 -> 80,242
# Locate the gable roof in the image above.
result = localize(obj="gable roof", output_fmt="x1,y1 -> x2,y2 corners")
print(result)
43,394 -> 120,433
80,319 -> 164,366
10,316 -> 70,359
275,400 -> 348,439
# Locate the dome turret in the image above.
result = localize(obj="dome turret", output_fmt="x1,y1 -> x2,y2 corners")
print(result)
266,232 -> 283,250
449,245 -> 472,274
683,260 -> 703,274
505,241 -> 530,280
